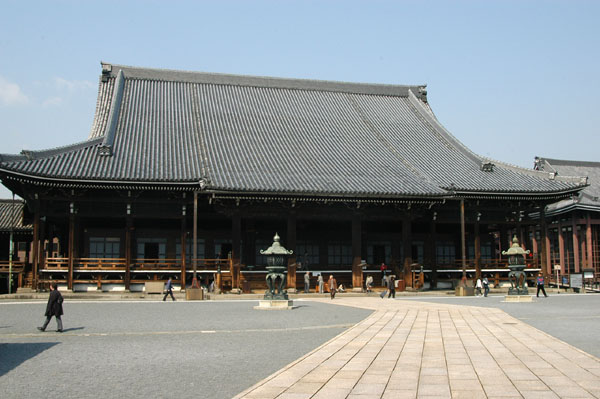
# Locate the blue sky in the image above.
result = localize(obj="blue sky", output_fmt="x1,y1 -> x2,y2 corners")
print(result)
0,0 -> 599,198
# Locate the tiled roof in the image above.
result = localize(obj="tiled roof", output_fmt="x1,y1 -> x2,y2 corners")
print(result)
0,200 -> 31,232
538,158 -> 600,213
0,63 -> 587,199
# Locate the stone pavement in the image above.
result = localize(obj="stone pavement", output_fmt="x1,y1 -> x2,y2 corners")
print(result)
234,297 -> 600,399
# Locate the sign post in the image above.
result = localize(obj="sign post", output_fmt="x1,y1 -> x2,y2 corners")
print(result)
554,265 -> 561,293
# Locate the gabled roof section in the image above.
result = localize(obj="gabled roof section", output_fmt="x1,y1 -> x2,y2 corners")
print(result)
0,63 -> 587,198
536,157 -> 600,213
0,199 -> 31,232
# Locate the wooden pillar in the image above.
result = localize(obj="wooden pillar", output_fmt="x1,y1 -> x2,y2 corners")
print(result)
287,213 -> 297,292
460,199 -> 467,281
586,214 -> 593,269
125,215 -> 133,291
531,226 -> 539,268
39,214 -> 46,289
499,224 -> 508,259
180,213 -> 187,291
32,210 -> 40,290
428,220 -> 437,289
351,214 -> 363,292
192,191 -> 200,288
573,217 -> 580,273
474,219 -> 481,279
67,211 -> 75,291
543,221 -> 552,277
231,211 -> 241,291
402,214 -> 412,285
558,224 -> 566,274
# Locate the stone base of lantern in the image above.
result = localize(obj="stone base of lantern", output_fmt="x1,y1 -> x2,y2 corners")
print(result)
503,295 -> 533,303
254,300 -> 294,310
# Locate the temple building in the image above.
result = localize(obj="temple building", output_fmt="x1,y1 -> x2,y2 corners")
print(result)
534,157 -> 599,284
0,63 -> 588,293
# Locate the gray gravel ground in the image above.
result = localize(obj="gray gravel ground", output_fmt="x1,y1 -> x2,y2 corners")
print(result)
397,293 -> 600,358
0,299 -> 372,399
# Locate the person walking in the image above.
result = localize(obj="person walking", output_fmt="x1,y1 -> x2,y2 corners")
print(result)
380,273 -> 388,298
317,273 -> 324,294
475,277 -> 483,296
38,283 -> 63,332
365,274 -> 373,293
163,277 -> 176,301
536,273 -> 548,297
380,263 -> 387,286
304,271 -> 311,293
328,275 -> 337,299
387,275 -> 396,298
483,275 -> 490,297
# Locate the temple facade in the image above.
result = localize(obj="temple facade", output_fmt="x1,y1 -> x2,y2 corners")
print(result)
0,63 -> 588,293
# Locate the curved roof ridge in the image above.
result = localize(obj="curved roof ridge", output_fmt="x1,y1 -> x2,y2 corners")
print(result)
6,137 -> 103,161
102,61 -> 428,99
407,90 -> 482,168
540,157 -> 600,168
482,157 -> 588,185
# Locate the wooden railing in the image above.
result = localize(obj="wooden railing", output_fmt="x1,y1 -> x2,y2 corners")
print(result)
132,259 -> 181,271
0,261 -> 25,273
433,258 -> 541,271
188,259 -> 232,272
40,258 -> 233,273
44,257 -> 127,271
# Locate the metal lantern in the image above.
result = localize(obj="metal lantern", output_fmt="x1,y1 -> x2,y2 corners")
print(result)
502,235 -> 530,295
260,233 -> 293,300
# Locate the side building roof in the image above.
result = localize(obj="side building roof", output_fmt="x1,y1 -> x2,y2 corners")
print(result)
0,199 -> 32,233
0,63 -> 587,200
536,157 -> 600,214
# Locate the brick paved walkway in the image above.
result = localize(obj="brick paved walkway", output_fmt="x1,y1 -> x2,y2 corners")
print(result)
234,298 -> 600,399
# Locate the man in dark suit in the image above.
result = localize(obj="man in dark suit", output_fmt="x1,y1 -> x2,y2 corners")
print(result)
387,275 -> 396,298
38,283 -> 63,332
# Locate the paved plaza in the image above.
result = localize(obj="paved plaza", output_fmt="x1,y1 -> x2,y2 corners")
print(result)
236,295 -> 600,399
1,294 -> 599,398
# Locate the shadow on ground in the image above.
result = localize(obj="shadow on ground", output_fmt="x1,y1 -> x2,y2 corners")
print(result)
0,342 -> 59,376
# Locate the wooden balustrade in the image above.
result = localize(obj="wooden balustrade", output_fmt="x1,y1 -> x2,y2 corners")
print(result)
432,258 -> 540,271
132,259 -> 181,271
0,261 -> 25,273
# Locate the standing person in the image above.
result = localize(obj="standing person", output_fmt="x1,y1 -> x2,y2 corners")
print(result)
304,271 -> 311,293
536,273 -> 548,297
328,275 -> 337,299
365,274 -> 373,293
317,273 -> 324,294
163,277 -> 176,301
380,263 -> 387,286
483,275 -> 490,297
475,277 -> 483,296
38,283 -> 63,332
387,275 -> 396,298
380,274 -> 388,298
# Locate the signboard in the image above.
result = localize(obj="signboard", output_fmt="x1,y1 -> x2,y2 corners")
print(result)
553,265 -> 561,271
583,269 -> 595,279
570,273 -> 583,289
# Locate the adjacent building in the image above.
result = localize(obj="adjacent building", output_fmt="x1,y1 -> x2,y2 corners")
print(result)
534,157 -> 599,284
